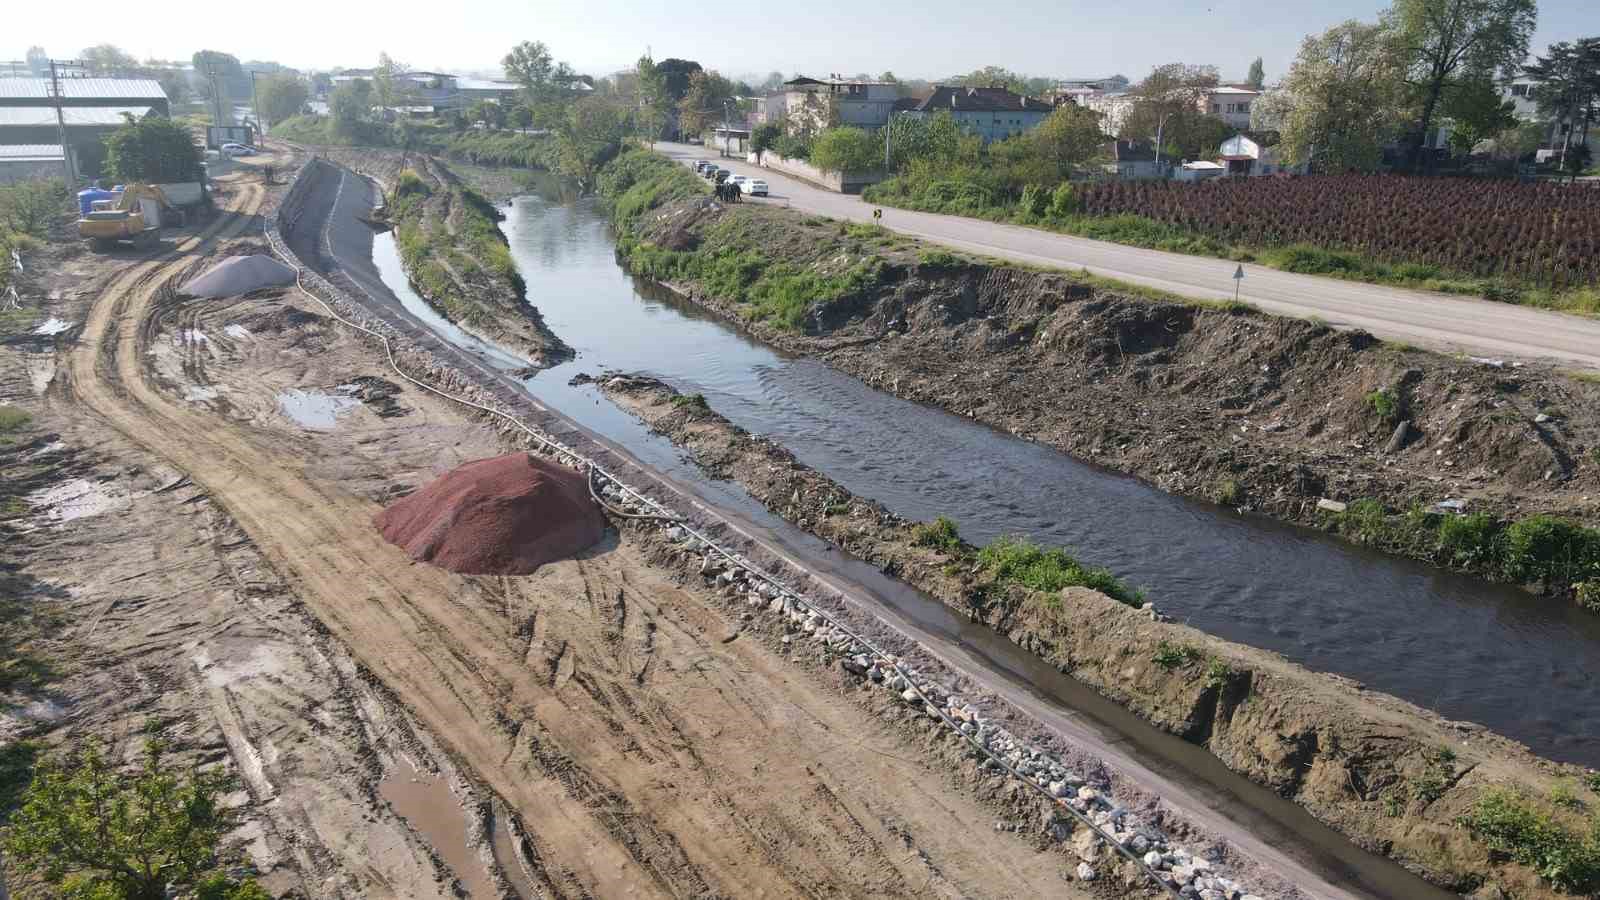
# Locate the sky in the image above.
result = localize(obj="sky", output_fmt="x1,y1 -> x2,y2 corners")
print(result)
6,0 -> 1593,86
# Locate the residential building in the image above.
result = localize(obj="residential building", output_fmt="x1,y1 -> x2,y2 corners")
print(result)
780,75 -> 900,133
904,86 -> 1053,142
1204,86 -> 1259,130
1083,92 -> 1136,136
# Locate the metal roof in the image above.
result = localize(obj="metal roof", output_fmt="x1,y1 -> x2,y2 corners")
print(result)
0,77 -> 167,100
0,106 -> 153,127
456,78 -> 518,91
0,143 -> 64,160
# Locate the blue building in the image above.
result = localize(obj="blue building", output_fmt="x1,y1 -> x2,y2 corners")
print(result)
905,86 -> 1053,142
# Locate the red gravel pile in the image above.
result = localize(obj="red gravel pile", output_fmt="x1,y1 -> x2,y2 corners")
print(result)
374,453 -> 605,574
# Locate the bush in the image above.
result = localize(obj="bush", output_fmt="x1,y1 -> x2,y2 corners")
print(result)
1368,388 -> 1398,421
5,740 -> 268,899
810,127 -> 881,175
1152,640 -> 1200,669
104,115 -> 204,183
1438,512 -> 1501,567
1018,184 -> 1048,218
912,516 -> 963,553
1504,516 -> 1600,585
1049,182 -> 1080,217
1459,790 -> 1600,894
0,178 -> 66,238
978,535 -> 1142,606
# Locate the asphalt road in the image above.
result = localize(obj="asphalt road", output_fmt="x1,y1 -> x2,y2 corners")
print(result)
659,142 -> 1600,370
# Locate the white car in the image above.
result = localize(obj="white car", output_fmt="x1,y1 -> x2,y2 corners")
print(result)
744,179 -> 769,197
728,174 -> 750,190
221,142 -> 257,156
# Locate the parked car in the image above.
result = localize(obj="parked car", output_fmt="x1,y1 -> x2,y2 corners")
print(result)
220,143 -> 257,156
744,179 -> 769,197
714,169 -> 731,183
693,159 -> 711,173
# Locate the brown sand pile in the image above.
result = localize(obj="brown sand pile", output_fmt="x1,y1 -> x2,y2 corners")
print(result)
374,453 -> 605,574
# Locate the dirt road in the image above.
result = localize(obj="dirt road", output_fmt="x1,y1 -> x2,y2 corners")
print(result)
42,159 -> 1104,897
659,142 -> 1600,369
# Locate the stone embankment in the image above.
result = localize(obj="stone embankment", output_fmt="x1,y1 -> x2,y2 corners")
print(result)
595,371 -> 1597,900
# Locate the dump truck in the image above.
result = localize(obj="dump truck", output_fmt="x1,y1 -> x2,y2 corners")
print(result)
77,183 -> 168,251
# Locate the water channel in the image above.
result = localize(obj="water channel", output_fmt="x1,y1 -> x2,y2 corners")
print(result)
379,187 -> 1599,773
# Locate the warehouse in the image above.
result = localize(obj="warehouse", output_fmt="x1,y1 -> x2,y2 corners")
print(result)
0,77 -> 169,179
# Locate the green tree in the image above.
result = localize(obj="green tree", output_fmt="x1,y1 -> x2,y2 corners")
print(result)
1389,0 -> 1538,171
329,78 -> 373,139
467,99 -> 506,130
1269,20 -> 1408,172
255,73 -> 308,126
1524,38 -> 1600,172
557,95 -> 629,181
372,52 -> 408,110
953,65 -> 1029,95
810,127 -> 880,174
154,69 -> 189,107
634,53 -> 669,144
504,40 -> 576,128
80,44 -> 137,75
751,120 -> 783,153
678,69 -> 736,137
1441,75 -> 1517,153
886,110 -> 965,169
104,116 -> 203,183
4,740 -> 264,900
1122,63 -> 1220,153
508,104 -> 533,130
1246,56 -> 1266,90
654,59 -> 704,103
1026,103 -> 1107,179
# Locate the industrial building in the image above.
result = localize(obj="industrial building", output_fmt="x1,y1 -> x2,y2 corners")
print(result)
0,76 -> 170,179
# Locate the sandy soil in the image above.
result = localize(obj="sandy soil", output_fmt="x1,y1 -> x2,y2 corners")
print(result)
0,158 -> 1125,898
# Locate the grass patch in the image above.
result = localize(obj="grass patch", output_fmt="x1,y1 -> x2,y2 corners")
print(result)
1368,388 -> 1398,422
1153,640 -> 1201,669
671,392 -> 709,411
1459,790 -> 1600,894
0,740 -> 39,822
1203,658 -> 1234,690
1211,478 -> 1241,506
0,405 -> 30,436
977,535 -> 1143,607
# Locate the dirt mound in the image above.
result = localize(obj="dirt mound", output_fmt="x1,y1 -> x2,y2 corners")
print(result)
183,254 -> 297,298
374,453 -> 605,574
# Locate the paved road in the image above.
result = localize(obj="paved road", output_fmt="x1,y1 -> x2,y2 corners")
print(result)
660,142 -> 1600,369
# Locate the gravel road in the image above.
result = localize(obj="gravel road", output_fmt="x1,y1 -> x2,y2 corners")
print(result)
659,141 -> 1600,369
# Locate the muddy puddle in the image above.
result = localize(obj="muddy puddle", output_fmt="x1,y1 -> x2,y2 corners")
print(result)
379,758 -> 493,897
276,388 -> 358,429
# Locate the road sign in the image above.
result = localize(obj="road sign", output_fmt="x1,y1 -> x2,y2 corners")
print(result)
1232,264 -> 1244,303
1233,264 -> 1245,280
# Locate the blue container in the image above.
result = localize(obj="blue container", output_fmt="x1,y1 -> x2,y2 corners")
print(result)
77,188 -> 118,217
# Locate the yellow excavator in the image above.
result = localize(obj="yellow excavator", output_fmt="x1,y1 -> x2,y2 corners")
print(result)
77,183 -> 167,251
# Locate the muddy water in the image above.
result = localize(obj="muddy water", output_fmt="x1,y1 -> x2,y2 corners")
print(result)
379,758 -> 494,897
484,194 -> 1600,768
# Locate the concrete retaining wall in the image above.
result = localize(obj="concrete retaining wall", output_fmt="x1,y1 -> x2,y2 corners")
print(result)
752,151 -> 886,195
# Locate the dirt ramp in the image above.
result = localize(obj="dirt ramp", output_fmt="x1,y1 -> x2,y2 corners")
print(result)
374,453 -> 605,574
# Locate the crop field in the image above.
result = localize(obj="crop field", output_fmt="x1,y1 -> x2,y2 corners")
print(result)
1077,175 -> 1600,289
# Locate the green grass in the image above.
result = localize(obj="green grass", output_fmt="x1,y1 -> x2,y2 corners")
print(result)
1368,388 -> 1399,421
1204,658 -> 1234,690
1211,478 -> 1242,506
1459,790 -> 1600,894
671,392 -> 709,411
977,535 -> 1143,607
0,405 -> 31,435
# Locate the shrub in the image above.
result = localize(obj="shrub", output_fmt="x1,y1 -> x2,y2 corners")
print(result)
810,127 -> 881,175
1459,790 -> 1600,894
671,392 -> 709,411
1048,182 -> 1080,217
1204,658 -> 1234,690
917,249 -> 960,268
1018,184 -> 1048,218
1212,478 -> 1241,506
1438,513 -> 1502,567
394,169 -> 430,199
912,516 -> 963,553
1368,388 -> 1398,421
1578,582 -> 1600,612
0,178 -> 66,239
104,115 -> 204,183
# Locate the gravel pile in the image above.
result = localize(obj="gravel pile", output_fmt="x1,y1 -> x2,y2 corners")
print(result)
183,255 -> 297,298
374,453 -> 604,574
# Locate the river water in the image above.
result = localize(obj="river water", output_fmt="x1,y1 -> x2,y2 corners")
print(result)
394,188 -> 1599,768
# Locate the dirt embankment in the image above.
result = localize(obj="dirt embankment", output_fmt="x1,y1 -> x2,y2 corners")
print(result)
323,147 -> 571,366
596,372 -> 1598,900
619,199 -> 1600,598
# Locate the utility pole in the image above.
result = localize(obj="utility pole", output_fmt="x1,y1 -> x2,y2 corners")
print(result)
48,59 -> 75,184
884,111 -> 892,171
250,69 -> 263,139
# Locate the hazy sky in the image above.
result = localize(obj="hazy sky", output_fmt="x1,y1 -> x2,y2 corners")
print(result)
7,0 -> 1594,85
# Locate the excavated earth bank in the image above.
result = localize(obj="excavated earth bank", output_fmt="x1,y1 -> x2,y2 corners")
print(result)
595,372 -> 1597,900
618,198 -> 1600,598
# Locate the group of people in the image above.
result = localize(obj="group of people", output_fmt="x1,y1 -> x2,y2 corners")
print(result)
714,181 -> 743,203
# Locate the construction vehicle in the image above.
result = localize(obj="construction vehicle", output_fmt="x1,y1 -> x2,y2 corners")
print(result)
77,184 -> 168,251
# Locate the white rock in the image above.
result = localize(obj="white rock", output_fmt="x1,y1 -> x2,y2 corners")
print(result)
1143,850 -> 1163,868
901,688 -> 920,703
1048,780 -> 1070,798
1077,786 -> 1099,802
1075,862 -> 1096,881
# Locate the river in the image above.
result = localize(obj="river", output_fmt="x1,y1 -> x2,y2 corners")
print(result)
381,185 -> 1599,771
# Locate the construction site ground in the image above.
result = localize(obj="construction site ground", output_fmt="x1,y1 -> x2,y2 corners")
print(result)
0,151 -> 1122,897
